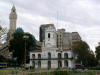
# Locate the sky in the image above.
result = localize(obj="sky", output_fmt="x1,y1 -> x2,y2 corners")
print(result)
0,0 -> 100,51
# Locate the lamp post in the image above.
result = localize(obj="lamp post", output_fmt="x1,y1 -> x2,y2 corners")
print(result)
23,35 -> 29,69
13,57 -> 17,68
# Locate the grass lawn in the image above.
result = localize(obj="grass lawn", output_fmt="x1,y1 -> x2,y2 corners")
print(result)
28,71 -> 95,75
0,68 -> 25,75
68,72 -> 95,75
0,69 -> 96,75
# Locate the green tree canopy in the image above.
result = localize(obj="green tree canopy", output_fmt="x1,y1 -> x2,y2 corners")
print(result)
0,55 -> 7,62
95,45 -> 100,61
9,28 -> 35,65
72,41 -> 89,55
72,41 -> 98,67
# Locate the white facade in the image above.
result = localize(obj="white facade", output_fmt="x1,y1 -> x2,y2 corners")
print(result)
29,24 -> 75,69
29,50 -> 75,69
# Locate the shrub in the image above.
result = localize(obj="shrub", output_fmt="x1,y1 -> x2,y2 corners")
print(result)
53,70 -> 68,75
86,66 -> 100,70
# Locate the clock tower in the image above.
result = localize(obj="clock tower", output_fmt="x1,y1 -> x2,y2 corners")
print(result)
9,5 -> 17,33
8,5 -> 17,41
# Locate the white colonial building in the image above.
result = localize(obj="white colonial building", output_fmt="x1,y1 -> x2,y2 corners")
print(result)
29,24 -> 81,69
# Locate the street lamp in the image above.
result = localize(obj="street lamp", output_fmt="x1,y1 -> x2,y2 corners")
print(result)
23,35 -> 29,69
13,57 -> 17,68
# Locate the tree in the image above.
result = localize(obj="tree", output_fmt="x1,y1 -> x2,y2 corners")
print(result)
72,41 -> 97,67
9,28 -> 36,65
0,55 -> 7,62
24,32 -> 36,63
86,51 -> 98,67
95,45 -> 100,61
14,27 -> 24,34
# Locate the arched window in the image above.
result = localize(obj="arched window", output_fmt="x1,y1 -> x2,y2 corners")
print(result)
38,54 -> 41,59
48,33 -> 50,38
38,61 -> 41,68
64,60 -> 68,68
58,53 -> 62,59
48,52 -> 51,59
32,54 -> 35,59
64,53 -> 68,59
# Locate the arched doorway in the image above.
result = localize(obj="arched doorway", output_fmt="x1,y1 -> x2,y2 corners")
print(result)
32,61 -> 35,69
38,61 -> 41,68
48,61 -> 51,69
64,60 -> 68,68
58,60 -> 62,69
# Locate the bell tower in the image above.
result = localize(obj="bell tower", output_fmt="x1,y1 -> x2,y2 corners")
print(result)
44,24 -> 57,48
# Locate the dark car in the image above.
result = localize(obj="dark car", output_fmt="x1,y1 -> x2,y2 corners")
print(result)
75,64 -> 84,72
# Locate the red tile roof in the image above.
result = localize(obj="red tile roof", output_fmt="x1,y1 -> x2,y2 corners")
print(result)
31,50 -> 42,53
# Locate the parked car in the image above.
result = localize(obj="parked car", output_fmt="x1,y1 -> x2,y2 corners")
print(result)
75,64 -> 84,72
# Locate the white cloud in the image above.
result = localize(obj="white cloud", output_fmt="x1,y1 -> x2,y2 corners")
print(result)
0,0 -> 100,51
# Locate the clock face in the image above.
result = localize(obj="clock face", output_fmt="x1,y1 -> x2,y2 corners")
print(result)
46,43 -> 52,47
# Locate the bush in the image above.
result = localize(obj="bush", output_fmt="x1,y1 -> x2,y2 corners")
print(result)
86,66 -> 100,70
53,70 -> 68,75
